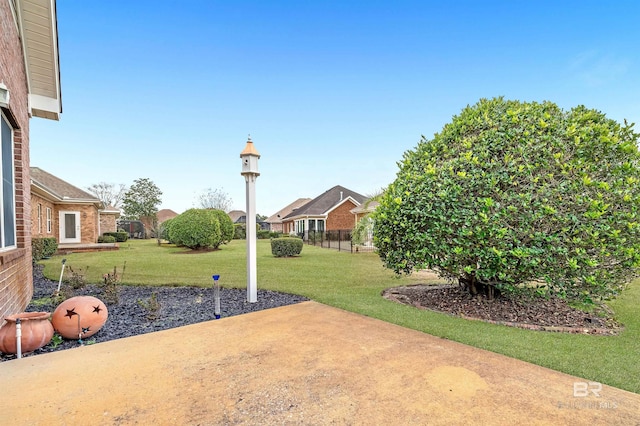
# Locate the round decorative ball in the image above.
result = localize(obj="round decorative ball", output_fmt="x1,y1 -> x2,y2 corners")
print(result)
51,296 -> 108,339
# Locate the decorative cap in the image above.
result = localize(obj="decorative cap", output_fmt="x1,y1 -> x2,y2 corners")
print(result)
240,135 -> 261,157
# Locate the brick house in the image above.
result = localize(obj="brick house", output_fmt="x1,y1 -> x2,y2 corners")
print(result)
0,0 -> 62,320
281,185 -> 366,237
30,167 -> 104,245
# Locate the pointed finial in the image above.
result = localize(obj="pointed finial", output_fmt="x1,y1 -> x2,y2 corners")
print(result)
248,134 -> 251,142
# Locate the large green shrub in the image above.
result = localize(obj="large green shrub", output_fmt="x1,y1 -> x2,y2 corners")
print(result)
168,209 -> 222,249
374,97 -> 640,302
98,235 -> 117,243
271,237 -> 303,257
158,218 -> 174,242
211,209 -> 234,244
32,237 -> 58,261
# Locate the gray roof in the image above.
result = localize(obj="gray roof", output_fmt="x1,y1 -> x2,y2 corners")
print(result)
30,167 -> 101,204
283,185 -> 366,219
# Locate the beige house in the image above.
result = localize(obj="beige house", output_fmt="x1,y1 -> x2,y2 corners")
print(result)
265,198 -> 311,233
0,0 -> 63,320
30,167 -> 104,245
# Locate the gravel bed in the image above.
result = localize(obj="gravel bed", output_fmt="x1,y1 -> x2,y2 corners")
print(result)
0,265 -> 307,362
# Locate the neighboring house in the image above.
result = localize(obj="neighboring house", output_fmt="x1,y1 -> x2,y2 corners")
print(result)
281,185 -> 366,237
0,0 -> 63,320
157,208 -> 178,224
227,210 -> 246,224
227,209 -> 268,230
30,167 -> 103,245
99,205 -> 121,234
350,199 -> 379,226
265,198 -> 312,233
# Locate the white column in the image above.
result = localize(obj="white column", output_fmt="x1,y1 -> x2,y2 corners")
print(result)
245,174 -> 258,303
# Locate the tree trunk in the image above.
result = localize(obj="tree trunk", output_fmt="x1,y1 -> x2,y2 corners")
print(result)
459,275 -> 500,300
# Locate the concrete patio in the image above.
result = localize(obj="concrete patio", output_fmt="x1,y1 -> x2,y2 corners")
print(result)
0,301 -> 638,424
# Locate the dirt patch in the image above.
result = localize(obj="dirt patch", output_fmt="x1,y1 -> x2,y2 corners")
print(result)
383,283 -> 622,335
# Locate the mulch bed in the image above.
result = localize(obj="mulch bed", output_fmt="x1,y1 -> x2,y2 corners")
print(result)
383,284 -> 622,335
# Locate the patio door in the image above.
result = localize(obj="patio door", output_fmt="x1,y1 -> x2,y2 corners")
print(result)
59,211 -> 81,243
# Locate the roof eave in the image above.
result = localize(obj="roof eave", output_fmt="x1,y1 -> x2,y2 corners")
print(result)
19,0 -> 62,121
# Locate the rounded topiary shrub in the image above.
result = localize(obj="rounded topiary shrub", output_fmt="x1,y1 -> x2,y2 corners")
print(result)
168,208 -> 222,250
374,97 -> 640,303
98,235 -> 117,243
211,209 -> 234,244
271,237 -> 303,257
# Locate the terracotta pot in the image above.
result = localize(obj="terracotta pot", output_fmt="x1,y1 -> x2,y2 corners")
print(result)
0,312 -> 54,354
51,296 -> 108,339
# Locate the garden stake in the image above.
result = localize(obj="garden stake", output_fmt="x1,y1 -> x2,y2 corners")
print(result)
56,258 -> 67,295
212,275 -> 221,319
15,318 -> 22,359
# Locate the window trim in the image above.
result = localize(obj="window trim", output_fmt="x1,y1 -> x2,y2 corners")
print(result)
0,111 -> 17,251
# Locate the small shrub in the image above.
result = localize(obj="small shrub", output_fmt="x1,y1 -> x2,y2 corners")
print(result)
103,231 -> 128,242
138,292 -> 161,320
257,230 -> 272,239
66,265 -> 88,289
32,237 -> 58,261
100,266 -> 122,305
271,237 -> 303,257
233,224 -> 246,239
98,235 -> 117,243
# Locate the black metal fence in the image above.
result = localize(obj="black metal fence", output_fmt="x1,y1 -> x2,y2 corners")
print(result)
299,229 -> 376,253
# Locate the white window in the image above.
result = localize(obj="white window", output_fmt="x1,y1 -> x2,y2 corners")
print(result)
0,112 -> 16,250
46,207 -> 52,233
37,203 -> 42,233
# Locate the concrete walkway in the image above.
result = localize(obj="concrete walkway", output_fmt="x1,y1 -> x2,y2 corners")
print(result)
0,301 -> 638,425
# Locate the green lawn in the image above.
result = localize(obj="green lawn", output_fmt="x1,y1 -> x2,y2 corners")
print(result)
40,239 -> 640,394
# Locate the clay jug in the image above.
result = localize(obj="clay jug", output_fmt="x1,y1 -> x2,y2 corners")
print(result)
0,312 -> 54,354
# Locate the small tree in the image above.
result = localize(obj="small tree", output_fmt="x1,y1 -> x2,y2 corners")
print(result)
86,182 -> 127,208
122,178 -> 162,222
197,187 -> 232,211
374,97 -> 640,302
168,209 -> 223,250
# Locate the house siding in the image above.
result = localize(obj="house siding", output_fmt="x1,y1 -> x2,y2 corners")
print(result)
0,0 -> 34,321
327,200 -> 358,230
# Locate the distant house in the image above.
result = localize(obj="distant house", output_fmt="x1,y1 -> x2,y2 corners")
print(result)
30,167 -> 103,245
265,198 -> 312,233
281,185 -> 366,237
227,210 -> 246,224
0,0 -> 63,320
99,205 -> 121,234
228,209 -> 268,230
350,199 -> 379,225
157,208 -> 178,224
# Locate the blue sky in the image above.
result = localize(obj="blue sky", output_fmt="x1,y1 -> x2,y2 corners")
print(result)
30,1 -> 640,216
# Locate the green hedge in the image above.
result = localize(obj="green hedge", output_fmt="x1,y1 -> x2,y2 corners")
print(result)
103,231 -> 128,242
98,235 -> 117,243
271,237 -> 303,257
32,237 -> 58,261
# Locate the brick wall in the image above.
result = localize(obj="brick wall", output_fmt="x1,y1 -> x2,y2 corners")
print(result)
30,193 -> 56,238
0,0 -> 34,321
326,200 -> 358,230
56,203 -> 100,244
100,213 -> 117,234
